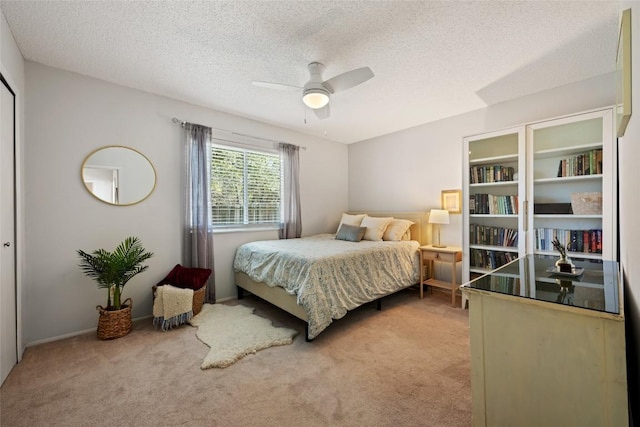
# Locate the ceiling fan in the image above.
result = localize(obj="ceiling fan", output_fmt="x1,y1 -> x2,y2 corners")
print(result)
252,62 -> 374,120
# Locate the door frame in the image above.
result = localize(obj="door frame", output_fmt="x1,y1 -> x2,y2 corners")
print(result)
1,71 -> 22,362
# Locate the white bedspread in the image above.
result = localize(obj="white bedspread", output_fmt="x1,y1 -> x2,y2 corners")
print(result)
233,234 -> 420,338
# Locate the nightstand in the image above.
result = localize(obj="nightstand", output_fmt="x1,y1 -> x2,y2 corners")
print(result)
419,245 -> 463,307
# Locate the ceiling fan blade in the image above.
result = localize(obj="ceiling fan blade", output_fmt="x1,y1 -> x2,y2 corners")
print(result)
323,67 -> 374,94
314,103 -> 330,120
252,81 -> 301,92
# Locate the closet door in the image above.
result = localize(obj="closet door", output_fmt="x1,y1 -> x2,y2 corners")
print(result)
0,75 -> 17,385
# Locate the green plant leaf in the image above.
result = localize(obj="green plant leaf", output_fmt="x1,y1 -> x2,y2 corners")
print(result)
77,237 -> 154,310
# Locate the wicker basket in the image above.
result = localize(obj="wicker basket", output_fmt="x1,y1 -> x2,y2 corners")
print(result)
152,285 -> 206,316
570,192 -> 602,215
96,298 -> 132,340
192,286 -> 205,315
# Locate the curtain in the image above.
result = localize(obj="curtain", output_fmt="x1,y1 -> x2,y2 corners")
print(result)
278,142 -> 302,239
183,123 -> 216,303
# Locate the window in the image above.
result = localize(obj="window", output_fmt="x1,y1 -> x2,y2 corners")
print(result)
210,144 -> 281,228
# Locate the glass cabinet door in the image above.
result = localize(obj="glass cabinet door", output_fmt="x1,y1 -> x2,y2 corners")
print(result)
526,108 -> 615,261
463,127 -> 526,283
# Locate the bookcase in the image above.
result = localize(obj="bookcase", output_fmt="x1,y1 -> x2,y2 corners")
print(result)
463,108 -> 616,284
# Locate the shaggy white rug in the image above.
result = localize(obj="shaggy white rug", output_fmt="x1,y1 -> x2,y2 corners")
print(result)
189,303 -> 298,369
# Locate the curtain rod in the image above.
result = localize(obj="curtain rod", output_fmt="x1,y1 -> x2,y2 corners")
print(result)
171,117 -> 306,150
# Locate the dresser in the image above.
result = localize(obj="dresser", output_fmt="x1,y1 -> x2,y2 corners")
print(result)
461,255 -> 627,426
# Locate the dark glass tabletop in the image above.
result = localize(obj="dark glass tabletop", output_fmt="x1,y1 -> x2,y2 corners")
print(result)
462,255 -> 620,315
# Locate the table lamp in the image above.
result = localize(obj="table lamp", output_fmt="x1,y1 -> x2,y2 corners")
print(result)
429,209 -> 449,248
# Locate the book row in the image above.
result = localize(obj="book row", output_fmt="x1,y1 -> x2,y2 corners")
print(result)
470,165 -> 516,184
469,224 -> 518,247
534,228 -> 602,254
469,194 -> 519,215
470,249 -> 517,270
484,275 -> 518,294
556,149 -> 602,177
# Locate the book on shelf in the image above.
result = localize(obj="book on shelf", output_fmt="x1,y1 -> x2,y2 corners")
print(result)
470,165 -> 515,184
470,194 -> 519,215
470,224 -> 518,247
556,149 -> 603,177
534,228 -> 602,254
470,249 -> 516,270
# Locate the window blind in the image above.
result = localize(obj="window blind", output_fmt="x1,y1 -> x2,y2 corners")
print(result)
210,145 -> 281,226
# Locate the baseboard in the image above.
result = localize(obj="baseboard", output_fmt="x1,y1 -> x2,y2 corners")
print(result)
26,314 -> 153,347
25,303 -> 234,347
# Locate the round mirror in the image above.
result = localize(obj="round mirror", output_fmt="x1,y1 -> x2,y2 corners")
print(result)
81,146 -> 156,206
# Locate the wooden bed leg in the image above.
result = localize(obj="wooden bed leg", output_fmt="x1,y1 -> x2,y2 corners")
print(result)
237,286 -> 244,300
376,300 -> 382,311
305,323 -> 313,342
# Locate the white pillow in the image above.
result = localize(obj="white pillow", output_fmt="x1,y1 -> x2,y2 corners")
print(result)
337,213 -> 366,233
383,219 -> 415,241
360,216 -> 393,241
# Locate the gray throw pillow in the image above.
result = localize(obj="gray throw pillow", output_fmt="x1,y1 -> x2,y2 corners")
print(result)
336,224 -> 367,242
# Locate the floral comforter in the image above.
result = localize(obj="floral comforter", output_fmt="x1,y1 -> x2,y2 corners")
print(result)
233,234 -> 420,338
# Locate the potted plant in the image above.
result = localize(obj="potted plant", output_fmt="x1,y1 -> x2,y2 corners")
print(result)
77,236 -> 153,339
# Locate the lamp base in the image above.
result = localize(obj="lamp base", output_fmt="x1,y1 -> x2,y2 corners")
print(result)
432,244 -> 447,248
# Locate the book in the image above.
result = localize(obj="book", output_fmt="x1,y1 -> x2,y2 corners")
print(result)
577,155 -> 583,176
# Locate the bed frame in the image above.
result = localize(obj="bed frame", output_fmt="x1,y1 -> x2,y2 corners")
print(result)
235,212 -> 431,341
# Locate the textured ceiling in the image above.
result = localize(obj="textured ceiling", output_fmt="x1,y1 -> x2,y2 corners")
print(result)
0,1 -> 621,144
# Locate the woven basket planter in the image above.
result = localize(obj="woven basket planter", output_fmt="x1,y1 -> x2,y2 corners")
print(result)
96,298 -> 133,340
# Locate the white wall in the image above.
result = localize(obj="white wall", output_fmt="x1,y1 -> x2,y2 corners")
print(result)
619,3 -> 639,425
349,74 -> 615,251
1,10 -> 25,357
24,61 -> 348,344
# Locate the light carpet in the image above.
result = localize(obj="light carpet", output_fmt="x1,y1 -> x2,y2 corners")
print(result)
0,290 -> 471,426
189,303 -> 298,369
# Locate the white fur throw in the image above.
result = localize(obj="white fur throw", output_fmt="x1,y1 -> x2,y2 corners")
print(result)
189,304 -> 297,369
153,285 -> 193,330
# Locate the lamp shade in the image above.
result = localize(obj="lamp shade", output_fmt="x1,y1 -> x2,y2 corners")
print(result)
302,88 -> 330,109
428,209 -> 450,225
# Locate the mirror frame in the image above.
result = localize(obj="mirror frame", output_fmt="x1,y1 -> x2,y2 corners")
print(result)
81,145 -> 157,206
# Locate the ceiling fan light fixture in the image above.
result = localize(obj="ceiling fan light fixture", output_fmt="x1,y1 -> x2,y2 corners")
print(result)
302,88 -> 329,109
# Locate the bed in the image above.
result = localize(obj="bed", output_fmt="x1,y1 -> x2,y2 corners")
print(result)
234,212 -> 430,340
